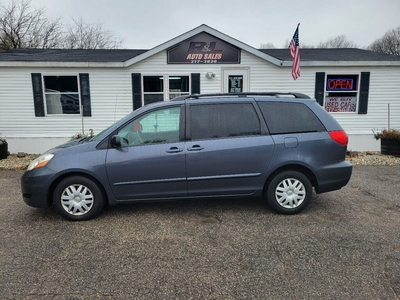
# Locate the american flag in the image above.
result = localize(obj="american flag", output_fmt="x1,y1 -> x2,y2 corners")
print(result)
289,24 -> 300,80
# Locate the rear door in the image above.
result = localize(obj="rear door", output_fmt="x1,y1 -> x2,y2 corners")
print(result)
185,100 -> 275,196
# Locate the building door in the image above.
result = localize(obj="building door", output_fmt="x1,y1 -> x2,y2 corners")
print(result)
222,68 -> 249,93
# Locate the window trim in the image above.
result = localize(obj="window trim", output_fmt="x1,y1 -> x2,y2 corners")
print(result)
221,67 -> 249,93
141,74 -> 192,106
142,75 -> 164,106
322,72 -> 361,114
41,74 -> 82,116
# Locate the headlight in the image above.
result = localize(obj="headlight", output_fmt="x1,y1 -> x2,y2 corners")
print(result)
27,154 -> 54,171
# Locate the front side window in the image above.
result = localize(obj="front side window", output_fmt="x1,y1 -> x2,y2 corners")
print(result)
324,75 -> 359,113
190,103 -> 260,140
118,106 -> 181,147
43,76 -> 80,114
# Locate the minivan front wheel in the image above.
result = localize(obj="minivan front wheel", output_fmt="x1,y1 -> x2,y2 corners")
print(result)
266,171 -> 312,214
53,176 -> 105,221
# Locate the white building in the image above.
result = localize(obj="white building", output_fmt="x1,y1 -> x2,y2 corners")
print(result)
1,24 -> 399,153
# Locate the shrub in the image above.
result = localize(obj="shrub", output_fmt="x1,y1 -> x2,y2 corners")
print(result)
373,129 -> 400,140
70,133 -> 87,141
0,134 -> 7,145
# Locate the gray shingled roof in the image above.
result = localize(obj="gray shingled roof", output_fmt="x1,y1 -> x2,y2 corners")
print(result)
1,47 -> 399,62
259,48 -> 400,61
0,49 -> 147,62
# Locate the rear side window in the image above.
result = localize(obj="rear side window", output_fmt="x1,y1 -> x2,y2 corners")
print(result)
190,103 -> 260,140
258,102 -> 325,134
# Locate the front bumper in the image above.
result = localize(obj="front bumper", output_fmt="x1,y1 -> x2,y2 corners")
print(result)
21,167 -> 56,208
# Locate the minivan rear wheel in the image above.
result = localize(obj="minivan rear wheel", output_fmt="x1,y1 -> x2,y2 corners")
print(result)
53,176 -> 105,221
266,170 -> 312,214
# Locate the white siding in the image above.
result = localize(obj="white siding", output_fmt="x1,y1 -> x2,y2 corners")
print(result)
129,51 -> 222,93
1,67 -> 134,152
1,50 -> 399,153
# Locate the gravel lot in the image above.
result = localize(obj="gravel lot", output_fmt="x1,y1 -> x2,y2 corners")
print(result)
346,151 -> 400,166
1,149 -> 399,299
0,154 -> 40,170
1,166 -> 399,299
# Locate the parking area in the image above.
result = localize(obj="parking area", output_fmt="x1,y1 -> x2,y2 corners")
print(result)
1,166 -> 399,299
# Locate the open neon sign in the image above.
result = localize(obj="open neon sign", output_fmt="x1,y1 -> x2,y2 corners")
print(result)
326,78 -> 354,91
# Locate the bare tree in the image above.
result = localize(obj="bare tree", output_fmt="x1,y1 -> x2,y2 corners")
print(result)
317,35 -> 357,48
259,42 -> 276,49
0,0 -> 123,50
282,39 -> 315,48
62,17 -> 123,49
368,27 -> 400,56
0,0 -> 62,49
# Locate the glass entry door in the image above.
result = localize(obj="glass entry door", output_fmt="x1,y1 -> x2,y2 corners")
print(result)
222,68 -> 249,93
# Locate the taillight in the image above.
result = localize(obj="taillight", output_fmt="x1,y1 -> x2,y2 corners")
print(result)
329,130 -> 348,146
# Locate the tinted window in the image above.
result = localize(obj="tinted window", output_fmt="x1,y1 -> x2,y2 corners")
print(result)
190,103 -> 260,140
258,102 -> 325,134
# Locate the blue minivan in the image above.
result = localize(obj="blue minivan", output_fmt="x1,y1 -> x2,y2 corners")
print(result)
22,93 -> 352,221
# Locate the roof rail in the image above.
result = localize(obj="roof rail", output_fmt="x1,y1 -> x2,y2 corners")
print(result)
170,92 -> 310,101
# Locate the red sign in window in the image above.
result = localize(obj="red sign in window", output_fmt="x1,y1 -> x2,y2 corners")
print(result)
325,97 -> 357,112
326,79 -> 354,91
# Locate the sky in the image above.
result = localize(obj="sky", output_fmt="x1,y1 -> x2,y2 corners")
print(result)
2,0 -> 400,49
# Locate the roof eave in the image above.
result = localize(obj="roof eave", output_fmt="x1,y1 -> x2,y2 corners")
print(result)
281,60 -> 400,67
124,24 -> 283,67
0,61 -> 125,68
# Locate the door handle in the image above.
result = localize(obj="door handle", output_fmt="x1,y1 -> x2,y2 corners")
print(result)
166,147 -> 183,153
187,145 -> 204,151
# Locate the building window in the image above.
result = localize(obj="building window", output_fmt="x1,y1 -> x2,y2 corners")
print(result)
143,75 -> 190,105
168,76 -> 189,99
324,75 -> 359,113
43,76 -> 80,114
228,75 -> 243,93
143,76 -> 164,105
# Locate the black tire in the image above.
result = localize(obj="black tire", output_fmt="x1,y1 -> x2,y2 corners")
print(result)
265,170 -> 312,214
53,176 -> 105,221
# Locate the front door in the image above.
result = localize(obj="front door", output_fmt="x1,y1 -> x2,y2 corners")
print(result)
105,105 -> 187,200
222,68 -> 249,93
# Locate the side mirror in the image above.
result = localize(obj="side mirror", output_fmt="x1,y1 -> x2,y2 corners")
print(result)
110,135 -> 122,148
